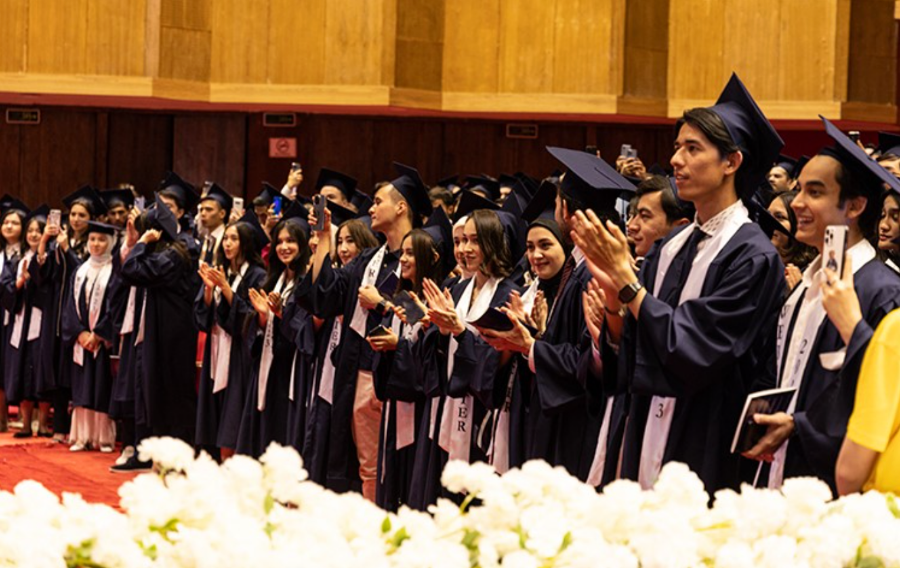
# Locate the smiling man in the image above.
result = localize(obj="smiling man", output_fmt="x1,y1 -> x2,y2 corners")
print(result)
626,175 -> 692,260
744,118 -> 900,494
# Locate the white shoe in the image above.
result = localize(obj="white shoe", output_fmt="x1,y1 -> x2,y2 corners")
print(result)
116,445 -> 135,466
69,443 -> 87,452
99,445 -> 114,454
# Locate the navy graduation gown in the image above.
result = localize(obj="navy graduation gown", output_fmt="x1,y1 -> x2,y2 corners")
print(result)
301,315 -> 339,485
120,243 -> 198,435
609,223 -> 785,493
105,260 -> 141,420
295,246 -> 400,493
285,301 -> 318,454
529,261 -> 604,481
1,254 -> 51,403
772,259 -> 900,492
194,264 -> 266,450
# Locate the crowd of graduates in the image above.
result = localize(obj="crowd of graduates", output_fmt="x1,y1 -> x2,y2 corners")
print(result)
2,72 -> 900,510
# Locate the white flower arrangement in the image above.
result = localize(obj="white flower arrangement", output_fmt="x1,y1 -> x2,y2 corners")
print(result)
3,436 -> 899,568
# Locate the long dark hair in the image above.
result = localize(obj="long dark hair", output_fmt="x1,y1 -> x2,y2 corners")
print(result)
773,191 -> 817,270
398,229 -> 444,296
215,221 -> 264,272
469,209 -> 513,279
135,210 -> 191,265
262,218 -> 310,292
0,209 -> 26,249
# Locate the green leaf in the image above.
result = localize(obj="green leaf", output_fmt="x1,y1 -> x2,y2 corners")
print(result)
558,531 -> 572,554
149,518 -> 180,542
382,516 -> 392,534
391,527 -> 410,548
886,494 -> 900,520
462,529 -> 480,549
64,539 -> 106,568
855,556 -> 885,568
264,492 -> 276,515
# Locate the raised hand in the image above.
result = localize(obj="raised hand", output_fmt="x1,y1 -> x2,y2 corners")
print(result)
248,288 -> 270,317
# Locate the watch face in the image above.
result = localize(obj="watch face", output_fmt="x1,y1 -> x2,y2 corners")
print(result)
618,282 -> 642,304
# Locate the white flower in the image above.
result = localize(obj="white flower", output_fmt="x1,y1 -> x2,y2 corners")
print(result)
137,436 -> 196,472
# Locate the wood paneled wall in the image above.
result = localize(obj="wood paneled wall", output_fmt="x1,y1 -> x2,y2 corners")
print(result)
0,0 -> 897,122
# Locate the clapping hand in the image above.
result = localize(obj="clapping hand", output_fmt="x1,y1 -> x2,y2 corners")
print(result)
248,288 -> 270,317
478,307 -> 535,355
421,278 -> 464,335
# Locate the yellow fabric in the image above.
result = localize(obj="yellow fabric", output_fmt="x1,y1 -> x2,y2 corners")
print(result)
846,309 -> 900,493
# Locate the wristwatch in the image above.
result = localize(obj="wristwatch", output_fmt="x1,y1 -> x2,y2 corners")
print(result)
617,281 -> 644,305
374,300 -> 388,316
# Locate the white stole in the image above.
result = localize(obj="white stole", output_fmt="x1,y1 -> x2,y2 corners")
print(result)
258,272 -> 294,411
209,262 -> 248,393
638,203 -> 750,489
1,247 -> 19,327
72,257 -> 113,366
350,245 -> 396,337
316,317 -> 342,404
437,276 -> 499,462
768,239 -> 875,488
10,251 -> 42,349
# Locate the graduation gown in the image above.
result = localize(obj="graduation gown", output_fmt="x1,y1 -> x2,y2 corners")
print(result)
194,263 -> 266,450
295,246 -> 401,493
35,242 -> 83,394
301,315 -> 339,485
285,299 -> 318,455
768,257 -> 900,492
61,261 -> 117,412
608,223 -> 785,493
120,242 -> 198,436
407,276 -> 518,510
528,258 -> 604,481
106,264 -> 142,420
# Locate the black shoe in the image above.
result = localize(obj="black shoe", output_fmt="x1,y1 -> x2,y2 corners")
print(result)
36,431 -> 53,438
13,430 -> 33,439
109,456 -> 153,474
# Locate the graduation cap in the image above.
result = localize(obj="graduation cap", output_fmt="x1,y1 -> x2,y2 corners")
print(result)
1,198 -> 29,215
820,116 -> 900,196
0,194 -> 16,210
100,189 -> 135,209
237,210 -> 269,253
497,192 -> 527,260
437,174 -> 459,190
707,73 -> 784,197
199,183 -> 234,212
453,189 -> 500,222
280,199 -> 311,238
391,162 -> 433,219
423,206 -> 455,275
747,197 -> 791,240
316,168 -> 358,202
147,193 -> 179,241
159,171 -> 200,211
513,172 -> 540,197
774,154 -> 798,176
522,179 -> 558,224
328,200 -> 360,227
498,174 -> 519,189
25,204 -> 50,224
546,146 -> 636,211
877,132 -> 900,157
351,190 -> 374,216
465,175 -> 501,202
63,185 -> 107,216
86,220 -> 119,236
257,182 -> 280,204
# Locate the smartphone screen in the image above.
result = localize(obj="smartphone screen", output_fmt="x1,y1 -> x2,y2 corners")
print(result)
48,209 -> 61,228
233,197 -> 245,216
134,196 -> 145,212
273,196 -> 283,216
619,144 -> 631,158
312,195 -> 326,232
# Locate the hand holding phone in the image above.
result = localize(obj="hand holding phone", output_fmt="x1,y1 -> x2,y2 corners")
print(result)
233,197 -> 245,217
273,196 -> 283,217
311,195 -> 327,233
48,209 -> 61,229
823,225 -> 848,279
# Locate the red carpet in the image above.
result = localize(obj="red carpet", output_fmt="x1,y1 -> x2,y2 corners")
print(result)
0,433 -> 135,509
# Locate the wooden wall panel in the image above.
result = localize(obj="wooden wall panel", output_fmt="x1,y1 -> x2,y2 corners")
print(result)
847,0 -> 897,104
27,0 -> 89,74
394,0 -> 444,91
172,114 -> 246,196
210,0 -> 269,84
554,0 -> 620,95
324,0 -> 393,85
667,0 -> 725,101
443,0 -> 501,92
0,0 -> 28,73
722,0 -> 782,101
267,0 -> 327,84
159,28 -> 212,81
777,0 -> 841,101
106,113 -> 173,194
498,0 -> 557,93
85,0 -> 147,76
622,0 -> 668,100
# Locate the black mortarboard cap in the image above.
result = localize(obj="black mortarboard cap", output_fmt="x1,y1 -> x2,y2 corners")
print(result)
316,168 -> 358,201
199,183 -> 234,211
820,116 -> 900,196
63,185 -> 107,216
514,172 -> 539,197
148,193 -> 179,241
546,146 -> 636,211
237,210 -> 269,253
437,175 -> 459,189
351,190 -> 374,215
774,154 -> 798,176
707,73 -> 784,197
877,132 -> 900,157
747,198 -> 791,240
522,179 -> 558,223
452,190 -> 500,222
498,174 -> 518,189
258,182 -> 280,204
26,205 -> 49,223
281,199 -> 309,223
2,198 -> 29,215
0,194 -> 16,210
423,206 -> 455,275
86,220 -> 119,236
391,162 -> 433,219
465,175 -> 501,202
328,200 -> 360,227
159,171 -> 200,211
101,189 -> 135,209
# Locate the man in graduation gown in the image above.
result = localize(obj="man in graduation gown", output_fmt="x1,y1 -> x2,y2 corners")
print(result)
743,118 -> 900,494
296,163 -> 432,500
574,74 -> 787,493
197,184 -> 233,266
479,148 -> 635,482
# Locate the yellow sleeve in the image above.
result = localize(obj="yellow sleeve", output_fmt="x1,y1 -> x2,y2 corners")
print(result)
846,311 -> 900,453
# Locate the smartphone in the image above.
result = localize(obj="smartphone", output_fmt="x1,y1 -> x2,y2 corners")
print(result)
367,325 -> 392,338
619,144 -> 632,158
134,196 -> 145,212
627,146 -> 639,159
376,271 -> 399,297
823,225 -> 849,278
848,131 -> 861,144
273,196 -> 283,217
393,291 -> 425,325
291,162 -> 302,172
233,197 -> 245,216
311,195 -> 326,232
48,209 -> 61,228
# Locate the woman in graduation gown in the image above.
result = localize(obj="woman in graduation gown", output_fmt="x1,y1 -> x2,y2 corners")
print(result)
194,216 -> 266,459
368,211 -> 451,511
237,215 -> 311,458
409,209 -> 519,509
61,221 -> 120,452
0,202 -> 27,431
2,207 -> 53,437
120,196 -> 198,447
302,216 -> 378,484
